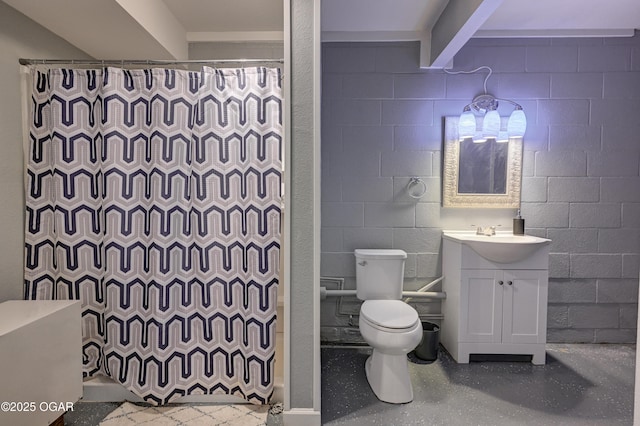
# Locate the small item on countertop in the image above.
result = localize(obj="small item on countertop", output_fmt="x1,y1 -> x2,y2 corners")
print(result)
513,209 -> 525,235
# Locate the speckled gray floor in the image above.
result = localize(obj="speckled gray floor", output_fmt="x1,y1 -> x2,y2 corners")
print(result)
321,344 -> 634,426
63,344 -> 633,425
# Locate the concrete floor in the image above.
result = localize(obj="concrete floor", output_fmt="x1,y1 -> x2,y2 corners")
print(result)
321,344 -> 635,426
64,344 -> 634,425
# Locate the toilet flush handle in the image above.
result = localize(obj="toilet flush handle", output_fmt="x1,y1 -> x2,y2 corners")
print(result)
358,261 -> 367,266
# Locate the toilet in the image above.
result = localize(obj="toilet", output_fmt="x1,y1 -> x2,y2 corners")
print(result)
355,249 -> 422,404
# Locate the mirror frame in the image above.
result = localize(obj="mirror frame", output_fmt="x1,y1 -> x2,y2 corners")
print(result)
443,116 -> 523,208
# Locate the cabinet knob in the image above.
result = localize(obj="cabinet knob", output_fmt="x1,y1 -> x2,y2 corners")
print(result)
508,281 -> 513,285
498,280 -> 504,285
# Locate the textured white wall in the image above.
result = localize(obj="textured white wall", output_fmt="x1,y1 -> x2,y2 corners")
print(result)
286,0 -> 322,421
0,2 -> 90,302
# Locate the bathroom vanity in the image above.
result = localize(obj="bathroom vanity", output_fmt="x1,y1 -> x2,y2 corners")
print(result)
440,231 -> 551,365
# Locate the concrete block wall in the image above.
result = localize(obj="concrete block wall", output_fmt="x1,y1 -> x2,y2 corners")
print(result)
320,33 -> 640,344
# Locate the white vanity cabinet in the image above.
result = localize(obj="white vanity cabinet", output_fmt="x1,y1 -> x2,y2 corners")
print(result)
441,233 -> 550,365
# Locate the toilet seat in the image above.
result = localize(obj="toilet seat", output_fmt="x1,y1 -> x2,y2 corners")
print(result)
360,300 -> 419,332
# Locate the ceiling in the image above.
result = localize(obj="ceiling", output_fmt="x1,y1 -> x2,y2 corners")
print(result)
5,0 -> 640,68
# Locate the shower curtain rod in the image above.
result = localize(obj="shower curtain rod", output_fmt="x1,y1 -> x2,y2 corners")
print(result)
18,58 -> 284,66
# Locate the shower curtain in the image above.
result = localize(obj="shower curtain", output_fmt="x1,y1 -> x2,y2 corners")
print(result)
24,66 -> 282,405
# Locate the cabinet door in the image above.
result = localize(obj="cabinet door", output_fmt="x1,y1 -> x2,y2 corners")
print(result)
460,270 -> 502,343
502,270 -> 548,344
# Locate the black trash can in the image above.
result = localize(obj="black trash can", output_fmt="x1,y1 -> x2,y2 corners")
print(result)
414,322 -> 440,361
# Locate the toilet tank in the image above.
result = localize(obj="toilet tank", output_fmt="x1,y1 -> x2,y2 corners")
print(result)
355,249 -> 407,300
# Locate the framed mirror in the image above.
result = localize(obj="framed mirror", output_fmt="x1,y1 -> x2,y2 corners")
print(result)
443,116 -> 522,208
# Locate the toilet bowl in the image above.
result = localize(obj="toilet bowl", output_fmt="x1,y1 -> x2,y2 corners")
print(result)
358,299 -> 423,403
355,249 -> 422,403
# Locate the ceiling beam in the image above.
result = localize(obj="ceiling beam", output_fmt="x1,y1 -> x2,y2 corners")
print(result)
425,0 -> 504,68
187,31 -> 284,43
474,28 -> 636,38
322,31 -> 423,42
115,0 -> 188,60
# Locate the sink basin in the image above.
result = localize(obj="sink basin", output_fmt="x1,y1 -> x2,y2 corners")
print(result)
443,231 -> 551,263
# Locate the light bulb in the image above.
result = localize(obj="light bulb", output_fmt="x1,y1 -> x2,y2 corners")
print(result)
507,108 -> 526,138
473,132 -> 487,143
482,110 -> 500,139
458,109 -> 476,140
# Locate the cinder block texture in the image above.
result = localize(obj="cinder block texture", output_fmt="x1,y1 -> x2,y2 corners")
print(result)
620,305 -> 639,328
596,279 -> 639,303
521,177 -> 547,202
548,279 -> 596,303
623,254 -> 640,279
595,329 -> 637,344
551,73 -> 602,99
568,305 -> 620,328
571,254 -> 622,278
534,151 -> 587,177
548,177 -> 599,202
548,229 -> 598,253
548,125 -> 601,152
526,46 -> 578,72
547,305 -> 569,328
321,35 -> 640,344
547,329 -> 595,343
343,228 -> 393,252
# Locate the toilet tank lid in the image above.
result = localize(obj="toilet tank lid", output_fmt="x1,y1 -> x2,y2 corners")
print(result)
354,249 -> 407,259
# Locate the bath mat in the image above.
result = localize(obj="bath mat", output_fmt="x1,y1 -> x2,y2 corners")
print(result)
99,401 -> 268,426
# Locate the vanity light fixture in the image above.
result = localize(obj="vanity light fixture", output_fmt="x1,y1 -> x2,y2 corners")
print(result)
506,107 -> 527,138
472,132 -> 487,144
458,107 -> 476,139
496,130 -> 509,143
444,66 -> 527,142
482,109 -> 501,139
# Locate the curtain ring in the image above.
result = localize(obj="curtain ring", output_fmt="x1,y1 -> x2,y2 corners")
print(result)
407,177 -> 427,199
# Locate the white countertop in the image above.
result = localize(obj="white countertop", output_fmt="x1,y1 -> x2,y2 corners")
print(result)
0,300 -> 80,336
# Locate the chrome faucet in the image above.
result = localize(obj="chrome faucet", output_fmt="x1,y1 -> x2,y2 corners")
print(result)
475,225 -> 496,236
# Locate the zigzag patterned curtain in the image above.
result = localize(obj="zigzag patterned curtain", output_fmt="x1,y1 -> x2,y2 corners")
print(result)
24,66 -> 282,405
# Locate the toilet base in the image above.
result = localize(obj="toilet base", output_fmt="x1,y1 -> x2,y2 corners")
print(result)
365,350 -> 414,404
